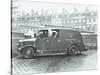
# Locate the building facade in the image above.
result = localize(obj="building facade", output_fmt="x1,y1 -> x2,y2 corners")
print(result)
12,9 -> 97,37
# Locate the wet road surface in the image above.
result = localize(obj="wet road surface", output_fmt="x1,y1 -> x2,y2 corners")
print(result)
12,50 -> 97,75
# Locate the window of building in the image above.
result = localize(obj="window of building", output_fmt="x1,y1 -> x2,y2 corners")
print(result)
71,20 -> 74,23
20,29 -> 24,33
63,21 -> 66,24
93,19 -> 96,22
79,19 -> 81,23
45,16 -> 48,19
67,20 -> 69,23
92,24 -> 96,32
82,25 -> 86,30
74,26 -> 78,28
79,25 -> 81,29
87,24 -> 91,31
56,16 -> 58,18
91,19 -> 94,22
90,12 -> 94,16
35,17 -> 37,20
89,19 -> 92,22
87,24 -> 90,28
82,19 -> 85,23
87,19 -> 89,22
74,20 -> 77,23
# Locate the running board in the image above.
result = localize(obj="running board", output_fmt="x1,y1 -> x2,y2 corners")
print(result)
37,53 -> 67,56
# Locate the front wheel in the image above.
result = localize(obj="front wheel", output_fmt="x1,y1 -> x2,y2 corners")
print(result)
21,47 -> 35,59
68,45 -> 80,56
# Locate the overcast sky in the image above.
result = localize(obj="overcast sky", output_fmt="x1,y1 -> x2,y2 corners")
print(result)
12,0 -> 98,15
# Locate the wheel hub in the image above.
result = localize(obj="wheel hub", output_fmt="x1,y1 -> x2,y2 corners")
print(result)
71,48 -> 77,54
26,50 -> 31,54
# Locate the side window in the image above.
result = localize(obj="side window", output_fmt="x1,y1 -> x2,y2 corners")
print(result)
51,29 -> 59,38
38,30 -> 48,38
40,30 -> 48,38
52,31 -> 57,38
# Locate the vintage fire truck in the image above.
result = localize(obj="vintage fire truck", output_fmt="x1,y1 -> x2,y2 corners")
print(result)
17,28 -> 88,58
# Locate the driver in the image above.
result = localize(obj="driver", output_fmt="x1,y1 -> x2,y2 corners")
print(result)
52,31 -> 57,38
48,29 -> 52,37
48,29 -> 57,38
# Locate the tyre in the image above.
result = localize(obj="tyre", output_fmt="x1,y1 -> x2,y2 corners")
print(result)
68,45 -> 80,56
21,47 -> 35,59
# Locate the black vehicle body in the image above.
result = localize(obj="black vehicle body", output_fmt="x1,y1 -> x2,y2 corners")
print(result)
17,28 -> 88,58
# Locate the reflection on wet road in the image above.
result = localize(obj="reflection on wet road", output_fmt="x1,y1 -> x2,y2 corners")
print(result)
12,50 -> 97,75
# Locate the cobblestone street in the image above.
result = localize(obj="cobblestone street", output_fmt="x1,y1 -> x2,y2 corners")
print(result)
12,50 -> 97,75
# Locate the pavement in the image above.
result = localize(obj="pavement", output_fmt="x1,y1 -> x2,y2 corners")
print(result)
12,50 -> 97,75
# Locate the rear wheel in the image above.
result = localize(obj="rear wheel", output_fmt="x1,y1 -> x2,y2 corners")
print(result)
21,47 -> 35,59
68,45 -> 80,56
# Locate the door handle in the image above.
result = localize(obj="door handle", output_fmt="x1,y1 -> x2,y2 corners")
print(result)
47,40 -> 49,42
58,40 -> 61,42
